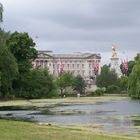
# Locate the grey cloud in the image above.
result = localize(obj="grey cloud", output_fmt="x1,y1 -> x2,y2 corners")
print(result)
1,0 -> 140,64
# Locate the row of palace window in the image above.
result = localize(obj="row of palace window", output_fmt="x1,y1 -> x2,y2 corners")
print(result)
54,63 -> 85,69
53,70 -> 95,76
36,62 -> 85,69
35,61 -> 99,69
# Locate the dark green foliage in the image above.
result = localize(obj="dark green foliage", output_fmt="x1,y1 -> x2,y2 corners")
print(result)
56,71 -> 74,96
0,28 -> 18,98
6,32 -> 38,96
89,88 -> 105,96
72,75 -> 86,94
106,85 -> 121,94
0,28 -> 10,45
15,69 -> 57,99
128,53 -> 140,99
0,45 -> 18,97
96,65 -> 118,88
6,32 -> 37,73
128,61 -> 135,76
134,53 -> 140,61
118,77 -> 128,92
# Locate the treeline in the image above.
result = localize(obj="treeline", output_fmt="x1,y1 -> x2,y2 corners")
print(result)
0,29 -> 86,99
96,55 -> 140,99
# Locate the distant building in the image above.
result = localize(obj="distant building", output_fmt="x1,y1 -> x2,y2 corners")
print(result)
32,51 -> 101,85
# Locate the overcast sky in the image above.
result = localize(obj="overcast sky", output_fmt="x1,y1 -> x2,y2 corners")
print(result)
1,0 -> 140,64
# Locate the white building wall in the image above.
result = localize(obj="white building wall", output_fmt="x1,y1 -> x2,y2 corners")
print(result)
33,51 -> 101,84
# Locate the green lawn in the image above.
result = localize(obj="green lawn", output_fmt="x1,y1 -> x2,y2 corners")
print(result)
0,120 -> 137,140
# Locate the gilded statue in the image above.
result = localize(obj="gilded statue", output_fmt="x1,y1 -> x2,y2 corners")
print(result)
112,44 -> 117,58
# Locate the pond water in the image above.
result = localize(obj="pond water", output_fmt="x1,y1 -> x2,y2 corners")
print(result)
0,99 -> 140,136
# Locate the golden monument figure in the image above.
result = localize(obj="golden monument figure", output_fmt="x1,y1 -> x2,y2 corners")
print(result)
112,44 -> 117,58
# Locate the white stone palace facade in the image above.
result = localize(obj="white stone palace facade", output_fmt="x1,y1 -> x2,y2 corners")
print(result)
32,51 -> 101,84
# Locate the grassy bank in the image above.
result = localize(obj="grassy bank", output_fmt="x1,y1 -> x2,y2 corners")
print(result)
0,120 -> 137,140
0,95 -> 129,107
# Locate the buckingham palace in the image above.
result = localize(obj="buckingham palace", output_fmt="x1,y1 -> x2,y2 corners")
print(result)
32,50 -> 101,85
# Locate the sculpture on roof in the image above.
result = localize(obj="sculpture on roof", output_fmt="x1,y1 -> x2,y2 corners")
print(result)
112,43 -> 117,58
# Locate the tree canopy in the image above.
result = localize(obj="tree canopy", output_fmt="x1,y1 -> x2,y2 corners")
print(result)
15,69 -> 57,99
96,65 -> 118,88
56,71 -> 74,96
6,32 -> 37,73
72,75 -> 86,94
128,53 -> 140,99
0,44 -> 18,97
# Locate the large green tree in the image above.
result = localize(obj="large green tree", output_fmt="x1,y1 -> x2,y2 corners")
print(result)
15,69 -> 57,99
0,28 -> 18,98
128,53 -> 140,99
128,60 -> 135,75
0,28 -> 10,45
6,32 -> 37,73
72,75 -> 86,94
6,32 -> 38,93
0,45 -> 18,97
56,71 -> 74,97
96,65 -> 118,88
118,76 -> 128,92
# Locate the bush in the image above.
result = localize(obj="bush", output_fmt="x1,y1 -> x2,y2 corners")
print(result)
14,69 -> 58,99
106,85 -> 121,94
88,88 -> 105,96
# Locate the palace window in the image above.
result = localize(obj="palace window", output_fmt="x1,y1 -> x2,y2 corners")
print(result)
89,71 -> 91,76
77,70 -> 80,74
89,64 -> 91,68
77,64 -> 79,68
82,70 -> 85,76
67,64 -> 70,68
72,64 -> 75,68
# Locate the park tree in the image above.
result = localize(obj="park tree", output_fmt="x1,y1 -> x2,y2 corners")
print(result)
72,75 -> 86,95
128,60 -> 135,76
0,6 -> 18,98
0,28 -> 10,45
118,76 -> 128,92
134,53 -> 140,61
6,32 -> 37,74
15,69 -> 57,99
96,65 -> 118,88
56,71 -> 74,97
0,44 -> 18,98
128,53 -> 140,99
6,32 -> 38,93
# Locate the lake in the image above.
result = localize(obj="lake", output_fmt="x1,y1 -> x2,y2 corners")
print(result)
0,98 -> 140,136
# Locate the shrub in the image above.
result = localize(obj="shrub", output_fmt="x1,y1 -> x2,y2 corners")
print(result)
106,85 -> 121,94
94,88 -> 105,96
88,88 -> 105,96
